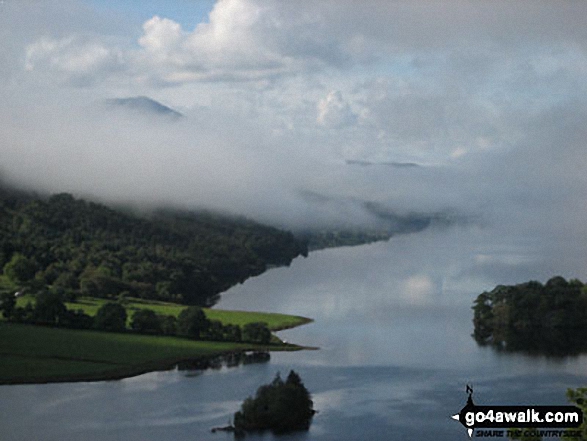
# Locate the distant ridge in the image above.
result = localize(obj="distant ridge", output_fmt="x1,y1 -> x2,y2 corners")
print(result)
104,96 -> 183,119
295,190 -> 464,250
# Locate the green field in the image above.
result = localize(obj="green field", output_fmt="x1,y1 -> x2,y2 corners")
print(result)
0,322 -> 306,385
14,295 -> 312,331
1,295 -> 313,384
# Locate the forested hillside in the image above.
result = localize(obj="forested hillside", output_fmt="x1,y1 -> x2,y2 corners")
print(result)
0,187 -> 307,306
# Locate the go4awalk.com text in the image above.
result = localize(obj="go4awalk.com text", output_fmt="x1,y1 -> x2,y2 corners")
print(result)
452,385 -> 583,438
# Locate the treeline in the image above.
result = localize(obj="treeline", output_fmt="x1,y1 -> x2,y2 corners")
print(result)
0,186 -> 307,306
0,290 -> 273,344
472,276 -> 587,355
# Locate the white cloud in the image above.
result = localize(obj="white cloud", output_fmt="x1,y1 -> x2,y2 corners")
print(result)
25,36 -> 124,85
133,1 -> 281,83
133,0 -> 355,84
21,0 -> 363,86
4,0 -> 587,242
317,90 -> 357,128
139,16 -> 184,55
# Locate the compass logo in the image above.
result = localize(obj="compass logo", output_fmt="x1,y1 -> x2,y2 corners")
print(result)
451,385 -> 583,438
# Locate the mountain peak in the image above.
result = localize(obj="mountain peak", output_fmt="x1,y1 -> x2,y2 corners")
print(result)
104,96 -> 183,119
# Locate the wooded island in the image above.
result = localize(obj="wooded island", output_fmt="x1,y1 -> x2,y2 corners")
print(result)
472,276 -> 587,356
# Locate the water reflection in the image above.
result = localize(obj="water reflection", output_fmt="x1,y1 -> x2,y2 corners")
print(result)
219,225 -> 587,374
177,351 -> 271,374
474,328 -> 587,358
3,226 -> 587,441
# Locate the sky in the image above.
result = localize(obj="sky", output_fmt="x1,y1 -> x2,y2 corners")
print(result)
1,0 -> 587,244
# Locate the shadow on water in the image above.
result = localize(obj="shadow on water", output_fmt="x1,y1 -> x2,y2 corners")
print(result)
474,328 -> 587,358
177,351 -> 271,376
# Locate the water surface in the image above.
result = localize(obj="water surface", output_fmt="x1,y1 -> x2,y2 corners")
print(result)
2,226 -> 587,440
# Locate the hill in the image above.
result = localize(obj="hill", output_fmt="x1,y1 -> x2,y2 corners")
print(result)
104,96 -> 183,119
0,187 -> 307,306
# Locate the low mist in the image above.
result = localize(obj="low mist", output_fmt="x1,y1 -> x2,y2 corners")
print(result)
1,0 -> 586,253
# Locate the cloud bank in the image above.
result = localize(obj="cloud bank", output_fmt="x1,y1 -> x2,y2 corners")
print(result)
1,0 -> 586,247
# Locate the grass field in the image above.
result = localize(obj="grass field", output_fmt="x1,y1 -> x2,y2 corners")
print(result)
2,296 -> 313,384
14,295 -> 312,331
0,322 -> 306,385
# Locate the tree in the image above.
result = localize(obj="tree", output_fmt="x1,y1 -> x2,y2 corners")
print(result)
155,281 -> 173,299
204,319 -> 224,341
177,306 -> 210,339
130,309 -> 162,335
61,309 -> 94,329
277,370 -> 316,431
564,388 -> 587,440
223,324 -> 242,342
3,253 -> 36,285
546,276 -> 569,289
472,292 -> 494,343
53,271 -> 79,291
80,270 -> 129,299
472,277 -> 587,355
242,322 -> 271,344
33,290 -> 67,325
160,315 -> 177,336
94,302 -> 127,332
12,302 -> 35,323
0,292 -> 16,319
0,186 -> 308,308
234,370 -> 315,434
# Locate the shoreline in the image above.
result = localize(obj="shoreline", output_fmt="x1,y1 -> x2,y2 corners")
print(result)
0,319 -> 315,387
0,346 -> 306,386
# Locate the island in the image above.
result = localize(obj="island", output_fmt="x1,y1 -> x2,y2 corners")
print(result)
472,276 -> 587,356
231,370 -> 315,435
